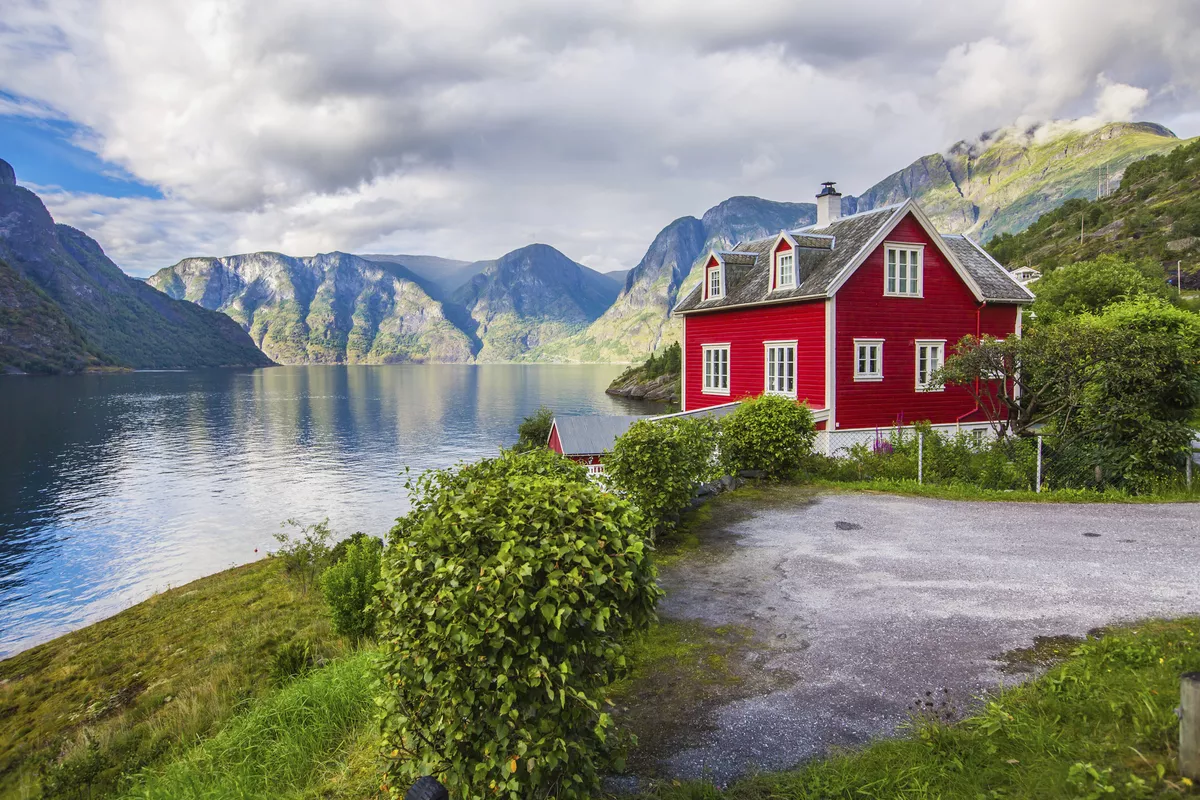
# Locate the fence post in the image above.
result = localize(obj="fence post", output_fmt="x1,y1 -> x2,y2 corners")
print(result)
1036,435 -> 1043,493
1183,672 -> 1200,780
917,432 -> 924,485
1188,446 -> 1194,491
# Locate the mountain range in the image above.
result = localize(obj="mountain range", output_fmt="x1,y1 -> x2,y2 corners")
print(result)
0,159 -> 271,373
2,119 -> 1188,372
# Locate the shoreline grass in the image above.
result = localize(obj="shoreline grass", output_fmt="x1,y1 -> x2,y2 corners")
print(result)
805,477 -> 1200,503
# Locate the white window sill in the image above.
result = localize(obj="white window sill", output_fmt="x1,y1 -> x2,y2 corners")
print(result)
884,292 -> 923,299
853,375 -> 884,382
915,386 -> 945,393
702,388 -> 731,396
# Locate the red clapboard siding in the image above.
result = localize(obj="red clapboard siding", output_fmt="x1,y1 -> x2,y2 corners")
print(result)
547,422 -> 563,454
684,300 -> 826,411
833,213 -> 1018,429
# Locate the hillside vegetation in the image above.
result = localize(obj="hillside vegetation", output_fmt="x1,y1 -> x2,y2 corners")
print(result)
0,258 -> 112,374
0,159 -> 272,371
988,137 -> 1200,289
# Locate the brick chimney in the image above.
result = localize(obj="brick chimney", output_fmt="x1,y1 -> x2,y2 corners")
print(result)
816,181 -> 842,228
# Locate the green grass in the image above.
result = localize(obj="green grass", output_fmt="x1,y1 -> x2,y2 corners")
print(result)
122,650 -> 378,800
807,477 -> 1200,503
0,558 -> 349,800
630,618 -> 1200,799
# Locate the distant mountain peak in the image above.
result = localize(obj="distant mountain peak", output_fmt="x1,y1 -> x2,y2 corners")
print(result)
0,159 -> 14,187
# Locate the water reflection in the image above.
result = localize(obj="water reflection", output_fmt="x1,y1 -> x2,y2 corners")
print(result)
0,365 -> 657,657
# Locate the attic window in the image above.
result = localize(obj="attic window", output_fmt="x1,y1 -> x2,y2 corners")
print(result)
775,251 -> 795,289
707,265 -> 723,299
885,244 -> 923,297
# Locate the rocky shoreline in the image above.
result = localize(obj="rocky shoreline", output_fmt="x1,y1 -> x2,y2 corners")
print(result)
605,371 -> 679,403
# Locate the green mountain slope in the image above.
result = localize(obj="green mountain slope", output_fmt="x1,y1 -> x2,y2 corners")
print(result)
452,244 -> 621,361
853,121 -> 1185,240
0,159 -> 272,370
148,252 -> 473,364
985,137 -> 1200,288
0,257 -> 112,374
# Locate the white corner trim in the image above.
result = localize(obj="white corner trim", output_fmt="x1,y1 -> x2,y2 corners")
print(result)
825,296 -> 836,434
680,315 -> 688,410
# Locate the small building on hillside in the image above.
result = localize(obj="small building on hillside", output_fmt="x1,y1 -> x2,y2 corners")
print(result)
547,403 -> 740,473
672,184 -> 1034,452
1009,266 -> 1041,287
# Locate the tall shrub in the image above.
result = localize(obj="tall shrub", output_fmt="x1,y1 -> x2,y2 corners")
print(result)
719,395 -> 816,480
319,536 -> 383,642
604,417 -> 719,539
514,406 -> 555,452
376,449 -> 661,800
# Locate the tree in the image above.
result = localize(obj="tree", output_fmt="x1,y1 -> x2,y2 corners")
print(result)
1030,255 -> 1173,322
936,330 -> 1097,439
514,406 -> 554,451
377,449 -> 660,800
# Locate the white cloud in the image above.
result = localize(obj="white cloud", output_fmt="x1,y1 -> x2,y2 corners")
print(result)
3,0 -> 1200,276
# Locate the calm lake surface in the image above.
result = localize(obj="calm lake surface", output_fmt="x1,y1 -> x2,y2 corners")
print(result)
0,365 -> 657,657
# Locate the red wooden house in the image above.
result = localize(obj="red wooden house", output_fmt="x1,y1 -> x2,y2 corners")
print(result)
672,183 -> 1034,452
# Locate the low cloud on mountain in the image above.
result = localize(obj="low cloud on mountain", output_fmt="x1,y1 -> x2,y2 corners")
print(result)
2,0 -> 1199,275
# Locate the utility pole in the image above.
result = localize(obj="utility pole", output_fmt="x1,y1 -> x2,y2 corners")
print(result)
1179,260 -> 1183,295
1080,212 -> 1084,244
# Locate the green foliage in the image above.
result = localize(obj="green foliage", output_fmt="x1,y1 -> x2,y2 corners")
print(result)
719,395 -> 816,480
611,342 -> 681,385
271,639 -> 317,685
1030,255 -> 1175,322
638,618 -> 1200,800
985,136 -> 1200,285
605,417 -> 719,539
515,406 -> 555,452
376,448 -> 661,800
1051,297 -> 1200,491
329,532 -> 377,565
320,536 -> 383,643
808,424 -> 1038,491
272,518 -> 335,592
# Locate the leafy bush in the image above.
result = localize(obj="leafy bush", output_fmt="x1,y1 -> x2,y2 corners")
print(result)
320,536 -> 383,642
605,417 -> 719,539
271,639 -> 316,685
377,449 -> 661,800
515,406 -> 554,452
1030,255 -> 1173,323
272,518 -> 334,591
329,531 -> 377,564
719,395 -> 816,480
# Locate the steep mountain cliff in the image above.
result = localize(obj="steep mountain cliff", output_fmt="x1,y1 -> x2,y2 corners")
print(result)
853,121 -> 1183,240
451,244 -> 621,361
985,137 -> 1200,287
535,197 -> 815,362
0,159 -> 271,370
0,256 -> 111,373
149,252 -> 472,364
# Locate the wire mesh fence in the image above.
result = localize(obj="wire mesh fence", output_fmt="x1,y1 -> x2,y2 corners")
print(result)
812,425 -> 1200,496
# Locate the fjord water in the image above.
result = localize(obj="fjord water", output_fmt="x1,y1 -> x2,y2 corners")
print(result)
0,365 -> 652,657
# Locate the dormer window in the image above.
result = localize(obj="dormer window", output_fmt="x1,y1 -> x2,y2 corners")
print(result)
775,251 -> 795,289
707,265 -> 723,299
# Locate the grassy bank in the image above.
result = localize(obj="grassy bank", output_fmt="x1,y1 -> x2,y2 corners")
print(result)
633,618 -> 1200,799
0,558 -> 349,800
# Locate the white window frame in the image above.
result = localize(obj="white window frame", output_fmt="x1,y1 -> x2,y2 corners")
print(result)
707,265 -> 724,299
702,344 -> 730,395
774,250 -> 796,290
763,340 -> 797,397
884,243 -> 924,298
853,338 -> 884,382
915,339 -> 945,392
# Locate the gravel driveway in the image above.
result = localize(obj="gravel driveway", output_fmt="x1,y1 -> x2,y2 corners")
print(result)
653,490 -> 1200,784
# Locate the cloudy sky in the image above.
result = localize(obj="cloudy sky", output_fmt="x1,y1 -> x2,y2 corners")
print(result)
2,0 -> 1199,276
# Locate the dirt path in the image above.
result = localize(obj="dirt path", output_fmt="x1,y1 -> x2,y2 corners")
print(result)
638,488 -> 1200,784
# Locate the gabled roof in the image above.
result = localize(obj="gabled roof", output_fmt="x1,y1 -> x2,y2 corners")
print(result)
673,200 -> 1032,314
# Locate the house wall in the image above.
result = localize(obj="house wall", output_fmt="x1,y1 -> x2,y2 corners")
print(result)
547,423 -> 563,454
833,212 -> 1019,429
682,299 -> 826,411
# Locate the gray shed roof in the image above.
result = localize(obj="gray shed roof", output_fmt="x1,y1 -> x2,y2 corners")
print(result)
550,402 -> 745,456
673,200 -> 1032,315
